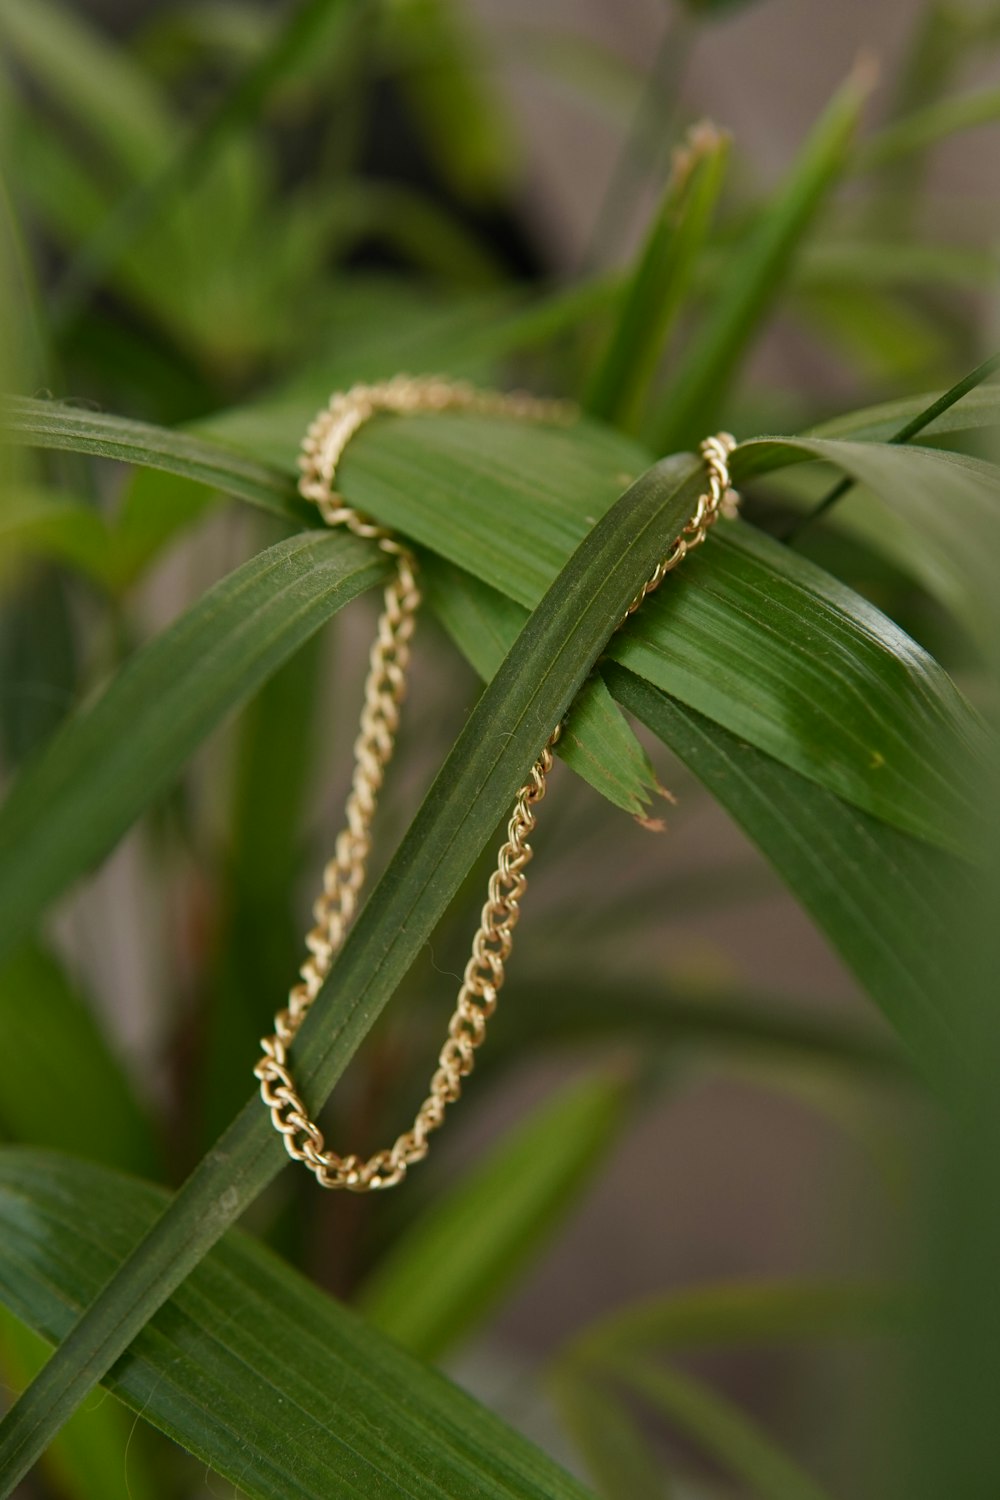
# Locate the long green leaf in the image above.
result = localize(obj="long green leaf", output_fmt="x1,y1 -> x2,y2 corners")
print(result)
733,436 -> 1000,647
0,452 -> 711,1489
571,1278 -> 904,1361
5,400 -> 985,846
648,64 -> 872,452
0,529 -> 388,963
608,671 -> 972,1085
610,1359 -> 832,1500
359,1072 -> 630,1361
0,1149 -> 595,1500
584,121 -> 729,431
481,977 -> 904,1084
0,944 -> 157,1174
0,1307 -> 160,1500
0,397 -> 306,521
857,85 -> 1000,172
549,1368 -> 665,1500
807,381 -> 1000,444
421,525 -> 980,855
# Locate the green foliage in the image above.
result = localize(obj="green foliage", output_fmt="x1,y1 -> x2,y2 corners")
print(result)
0,1 -> 998,1496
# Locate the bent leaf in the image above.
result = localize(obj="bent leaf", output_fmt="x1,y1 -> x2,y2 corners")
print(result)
609,670 -> 973,1087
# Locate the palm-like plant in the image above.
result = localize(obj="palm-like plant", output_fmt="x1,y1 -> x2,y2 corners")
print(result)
0,1 -> 998,1496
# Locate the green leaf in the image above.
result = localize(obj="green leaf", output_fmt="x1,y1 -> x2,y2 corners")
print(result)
481,977 -> 905,1085
0,0 -> 172,176
647,63 -> 873,451
734,436 -> 1000,647
0,529 -> 388,963
609,1359 -> 832,1500
419,504 -> 980,856
0,944 -> 158,1174
0,452 -> 713,1487
1,396 -> 306,523
807,379 -> 1000,444
783,352 -> 1000,540
584,121 -> 729,432
608,671 -> 972,1086
0,1306 -> 160,1500
549,1368 -> 665,1500
359,1072 -> 630,1361
857,85 -> 1000,172
385,0 -> 516,202
423,553 -> 660,816
0,1149 -> 595,1500
6,400 -> 984,846
0,487 -> 114,587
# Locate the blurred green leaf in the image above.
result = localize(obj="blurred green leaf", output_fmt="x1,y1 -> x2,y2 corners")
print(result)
0,487 -> 114,586
570,1276 -> 904,1364
0,451 -> 715,1485
0,0 -> 172,175
0,944 -> 157,1173
550,1367 -> 665,1500
0,530 -> 388,963
648,63 -> 873,451
608,672 -> 972,1087
483,977 -> 904,1084
585,121 -> 729,433
608,1358 -> 832,1500
0,1149 -> 596,1499
384,0 -> 517,202
0,1305 -> 160,1500
199,627 -> 325,1145
359,1072 -> 630,1361
857,84 -> 1000,172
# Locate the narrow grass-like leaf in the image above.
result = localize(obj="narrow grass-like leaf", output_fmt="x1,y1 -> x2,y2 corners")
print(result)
0,1308 -> 159,1500
734,436 -> 1000,647
608,1359 -> 832,1500
0,944 -> 158,1174
0,454 -> 711,1488
0,488 -> 114,587
359,1072 -> 630,1361
785,353 -> 1000,538
549,1368 -> 664,1500
584,121 -> 729,432
648,64 -> 872,452
857,85 -> 1000,172
571,1279 -> 904,1362
482,978 -> 904,1084
1,397 -> 305,522
5,400 -> 985,845
0,530 -> 387,963
0,1150 -> 595,1500
420,517 -> 980,855
807,380 -> 1000,444
608,671 -> 971,1085
423,552 -> 659,815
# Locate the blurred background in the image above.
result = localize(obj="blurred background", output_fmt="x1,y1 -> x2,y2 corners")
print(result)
1,0 -> 999,1496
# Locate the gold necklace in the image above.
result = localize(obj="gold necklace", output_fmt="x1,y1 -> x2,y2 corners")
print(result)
255,376 -> 738,1192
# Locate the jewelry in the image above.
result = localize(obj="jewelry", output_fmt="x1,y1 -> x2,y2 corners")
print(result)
255,376 -> 738,1191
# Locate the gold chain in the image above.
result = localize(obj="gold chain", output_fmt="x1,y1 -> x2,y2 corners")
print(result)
254,375 -> 738,1191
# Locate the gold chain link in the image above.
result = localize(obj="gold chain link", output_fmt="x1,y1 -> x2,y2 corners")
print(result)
255,376 -> 738,1191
